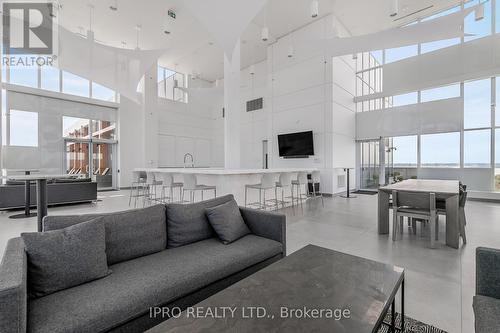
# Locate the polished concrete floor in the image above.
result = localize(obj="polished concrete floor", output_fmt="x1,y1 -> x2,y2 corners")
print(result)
1,191 -> 498,333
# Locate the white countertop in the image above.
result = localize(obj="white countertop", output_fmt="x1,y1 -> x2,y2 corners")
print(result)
134,168 -> 317,175
6,174 -> 80,181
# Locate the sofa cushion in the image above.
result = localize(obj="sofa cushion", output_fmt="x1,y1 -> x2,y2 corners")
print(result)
166,194 -> 234,248
27,235 -> 282,333
473,295 -> 500,333
206,199 -> 250,244
42,205 -> 167,265
22,218 -> 110,298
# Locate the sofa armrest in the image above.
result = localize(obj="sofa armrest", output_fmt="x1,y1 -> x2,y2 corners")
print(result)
476,247 -> 500,299
239,207 -> 286,256
0,238 -> 27,333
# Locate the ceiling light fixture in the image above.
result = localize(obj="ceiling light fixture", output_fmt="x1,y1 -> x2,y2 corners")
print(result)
249,64 -> 256,75
475,1 -> 485,21
109,0 -> 118,11
310,0 -> 319,18
261,27 -> 269,42
390,0 -> 399,17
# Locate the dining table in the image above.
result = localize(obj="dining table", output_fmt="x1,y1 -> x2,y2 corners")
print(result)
378,179 -> 460,249
6,174 -> 79,232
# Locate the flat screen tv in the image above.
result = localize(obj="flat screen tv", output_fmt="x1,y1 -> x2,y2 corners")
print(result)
278,131 -> 314,158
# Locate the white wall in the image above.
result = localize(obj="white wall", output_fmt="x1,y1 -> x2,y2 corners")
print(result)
237,15 -> 357,194
156,78 -> 223,168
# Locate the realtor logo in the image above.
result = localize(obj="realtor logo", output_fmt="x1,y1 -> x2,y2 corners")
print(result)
2,2 -> 54,55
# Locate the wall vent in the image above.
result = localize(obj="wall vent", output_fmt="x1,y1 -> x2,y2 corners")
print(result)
246,97 -> 263,112
337,175 -> 346,188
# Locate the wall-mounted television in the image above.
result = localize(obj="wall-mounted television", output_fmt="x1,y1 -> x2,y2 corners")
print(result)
278,131 -> 314,158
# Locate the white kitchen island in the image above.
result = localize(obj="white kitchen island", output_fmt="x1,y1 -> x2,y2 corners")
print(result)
134,168 -> 318,207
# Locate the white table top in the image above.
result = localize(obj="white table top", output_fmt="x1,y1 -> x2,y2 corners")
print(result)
6,174 -> 80,181
134,168 -> 317,175
380,179 -> 459,195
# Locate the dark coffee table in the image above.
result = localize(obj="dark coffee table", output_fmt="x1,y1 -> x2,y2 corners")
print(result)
147,245 -> 404,333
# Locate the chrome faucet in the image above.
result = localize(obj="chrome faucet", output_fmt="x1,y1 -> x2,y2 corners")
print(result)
183,153 -> 194,168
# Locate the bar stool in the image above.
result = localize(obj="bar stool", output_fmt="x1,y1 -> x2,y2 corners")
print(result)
245,173 -> 278,210
155,172 -> 183,203
144,172 -> 163,206
292,172 -> 309,206
182,174 -> 217,203
129,171 -> 146,208
309,171 -> 324,207
275,173 -> 294,208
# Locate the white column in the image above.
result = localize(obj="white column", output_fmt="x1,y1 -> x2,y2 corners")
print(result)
379,137 -> 386,186
224,40 -> 241,169
142,65 -> 159,168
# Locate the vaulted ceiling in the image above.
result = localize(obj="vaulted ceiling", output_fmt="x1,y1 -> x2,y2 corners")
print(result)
58,0 -> 466,81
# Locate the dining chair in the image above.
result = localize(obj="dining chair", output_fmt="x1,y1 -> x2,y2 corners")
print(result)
436,186 -> 467,244
392,190 -> 438,248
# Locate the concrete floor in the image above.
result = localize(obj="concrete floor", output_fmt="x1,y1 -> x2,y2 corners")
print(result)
1,191 -> 498,333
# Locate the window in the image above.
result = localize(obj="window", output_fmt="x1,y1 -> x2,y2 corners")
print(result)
157,66 -> 187,103
9,110 -> 38,147
1,90 -> 6,145
421,84 -> 461,103
464,129 -> 491,168
495,129 -> 500,191
40,65 -> 60,92
385,45 -> 418,64
464,1 -> 492,42
497,77 -> 500,127
392,136 -> 417,167
464,79 -> 491,129
9,60 -> 38,88
421,38 -> 461,54
421,132 -> 460,167
92,82 -> 115,102
497,0 -> 500,33
63,116 -> 90,139
421,6 -> 461,53
91,120 -> 116,140
391,92 -> 418,107
62,71 -> 90,98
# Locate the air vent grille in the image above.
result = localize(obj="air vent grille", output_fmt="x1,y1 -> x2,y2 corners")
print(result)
246,97 -> 263,112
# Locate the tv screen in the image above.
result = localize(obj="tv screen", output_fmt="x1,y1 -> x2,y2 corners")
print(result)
278,131 -> 314,157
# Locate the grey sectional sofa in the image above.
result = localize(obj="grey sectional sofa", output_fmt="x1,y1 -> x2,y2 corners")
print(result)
0,194 -> 286,333
474,247 -> 500,332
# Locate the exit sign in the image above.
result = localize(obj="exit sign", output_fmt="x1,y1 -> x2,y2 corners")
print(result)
168,9 -> 176,19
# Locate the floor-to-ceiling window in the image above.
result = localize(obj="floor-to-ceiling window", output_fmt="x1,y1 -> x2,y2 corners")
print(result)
355,2 -> 500,190
62,116 -> 117,189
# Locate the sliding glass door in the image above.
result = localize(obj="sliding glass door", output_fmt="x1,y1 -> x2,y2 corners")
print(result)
91,142 -> 116,190
359,140 -> 381,190
64,139 -> 117,190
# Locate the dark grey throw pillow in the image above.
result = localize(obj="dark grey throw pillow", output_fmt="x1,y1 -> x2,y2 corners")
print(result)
205,200 -> 250,244
22,218 -> 110,298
